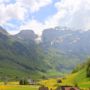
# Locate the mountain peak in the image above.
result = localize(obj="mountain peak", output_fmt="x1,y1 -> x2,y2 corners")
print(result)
16,30 -> 37,40
19,30 -> 34,34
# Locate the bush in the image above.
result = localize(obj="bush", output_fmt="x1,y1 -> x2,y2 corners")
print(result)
19,79 -> 29,85
39,85 -> 49,90
57,79 -> 62,83
42,75 -> 47,80
19,79 -> 24,85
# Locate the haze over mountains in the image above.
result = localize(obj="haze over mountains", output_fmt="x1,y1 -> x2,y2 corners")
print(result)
0,26 -> 90,78
42,27 -> 90,59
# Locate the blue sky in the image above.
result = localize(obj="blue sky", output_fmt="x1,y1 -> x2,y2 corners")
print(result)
0,0 -> 90,35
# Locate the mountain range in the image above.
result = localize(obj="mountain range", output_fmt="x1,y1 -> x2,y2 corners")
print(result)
0,26 -> 90,79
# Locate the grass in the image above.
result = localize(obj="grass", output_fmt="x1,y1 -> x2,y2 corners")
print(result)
0,82 -> 39,90
39,68 -> 90,89
46,70 -> 65,77
79,84 -> 90,88
0,85 -> 39,90
59,68 -> 90,88
6,85 -> 39,90
40,78 -> 57,89
0,68 -> 90,90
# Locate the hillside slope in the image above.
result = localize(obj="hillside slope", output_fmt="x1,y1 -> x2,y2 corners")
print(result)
61,59 -> 90,88
0,27 -> 50,79
0,26 -> 90,79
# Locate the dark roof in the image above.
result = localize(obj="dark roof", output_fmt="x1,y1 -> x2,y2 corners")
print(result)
61,86 -> 79,90
56,86 -> 79,90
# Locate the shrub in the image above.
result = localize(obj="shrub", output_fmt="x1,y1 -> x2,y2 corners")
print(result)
57,79 -> 62,83
39,85 -> 49,90
19,79 -> 29,85
19,79 -> 24,85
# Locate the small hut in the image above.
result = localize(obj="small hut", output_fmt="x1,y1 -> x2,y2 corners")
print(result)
27,79 -> 36,85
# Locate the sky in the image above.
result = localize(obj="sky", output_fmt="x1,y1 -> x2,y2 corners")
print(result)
0,0 -> 90,35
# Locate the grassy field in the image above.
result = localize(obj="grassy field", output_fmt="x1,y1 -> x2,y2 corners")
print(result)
39,70 -> 90,89
0,69 -> 90,90
0,77 -> 90,90
0,85 -> 39,90
0,82 -> 39,90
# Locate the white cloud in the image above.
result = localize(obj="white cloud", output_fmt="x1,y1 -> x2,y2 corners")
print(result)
16,0 -> 52,13
0,0 -> 52,34
0,0 -> 52,24
1,0 -> 90,35
20,19 -> 45,36
0,0 -> 11,3
31,0 -> 90,33
15,0 -> 90,35
52,0 -> 90,30
6,3 -> 27,20
0,2 -> 27,25
44,9 -> 67,28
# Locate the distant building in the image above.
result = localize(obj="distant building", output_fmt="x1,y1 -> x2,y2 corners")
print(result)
27,79 -> 36,85
56,86 -> 80,90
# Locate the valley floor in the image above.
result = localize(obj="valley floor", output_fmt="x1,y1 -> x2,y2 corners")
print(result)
0,69 -> 90,90
0,75 -> 90,90
0,85 -> 39,90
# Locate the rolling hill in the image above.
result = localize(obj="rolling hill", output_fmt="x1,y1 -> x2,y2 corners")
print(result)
61,58 -> 90,88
